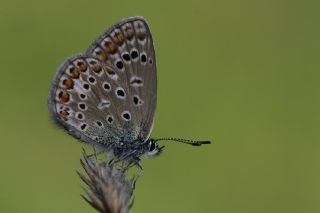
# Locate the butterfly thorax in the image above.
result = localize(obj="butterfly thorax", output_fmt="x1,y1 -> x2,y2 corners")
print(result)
106,138 -> 161,163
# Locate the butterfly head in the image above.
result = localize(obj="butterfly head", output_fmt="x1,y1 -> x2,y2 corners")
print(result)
140,138 -> 164,158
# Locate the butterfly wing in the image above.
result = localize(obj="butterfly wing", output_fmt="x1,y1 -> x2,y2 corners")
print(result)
86,16 -> 157,142
49,17 -> 157,146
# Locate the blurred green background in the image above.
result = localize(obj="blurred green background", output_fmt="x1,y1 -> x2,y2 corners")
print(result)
0,0 -> 320,212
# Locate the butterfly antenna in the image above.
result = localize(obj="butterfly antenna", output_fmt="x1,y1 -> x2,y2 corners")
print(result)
154,138 -> 211,146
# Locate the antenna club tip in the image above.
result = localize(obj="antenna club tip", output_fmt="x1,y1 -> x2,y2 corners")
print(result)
192,141 -> 211,146
200,141 -> 211,145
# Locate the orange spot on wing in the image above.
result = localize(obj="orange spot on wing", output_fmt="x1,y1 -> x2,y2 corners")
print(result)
79,64 -> 87,72
59,92 -> 70,103
92,64 -> 102,73
123,24 -> 134,40
69,67 -> 80,78
97,51 -> 108,61
59,110 -> 69,120
114,34 -> 125,45
105,66 -> 116,75
126,31 -> 134,40
104,42 -> 117,54
63,79 -> 74,89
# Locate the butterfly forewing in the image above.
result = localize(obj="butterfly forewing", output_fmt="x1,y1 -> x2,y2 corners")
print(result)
86,16 -> 157,141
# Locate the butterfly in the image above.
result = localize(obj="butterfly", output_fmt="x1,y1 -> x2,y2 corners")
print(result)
48,16 -> 210,166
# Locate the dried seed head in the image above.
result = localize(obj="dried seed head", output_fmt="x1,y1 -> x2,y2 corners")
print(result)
78,151 -> 134,213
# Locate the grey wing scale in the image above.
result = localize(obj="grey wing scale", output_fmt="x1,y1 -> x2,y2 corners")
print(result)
86,16 -> 157,142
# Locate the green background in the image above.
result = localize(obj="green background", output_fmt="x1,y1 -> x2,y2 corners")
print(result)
0,0 -> 319,212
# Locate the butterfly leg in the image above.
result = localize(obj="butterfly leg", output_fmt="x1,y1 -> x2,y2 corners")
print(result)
83,145 -> 105,159
129,159 -> 143,190
108,158 -> 115,165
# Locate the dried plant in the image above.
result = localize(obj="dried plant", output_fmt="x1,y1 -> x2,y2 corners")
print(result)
78,150 -> 135,213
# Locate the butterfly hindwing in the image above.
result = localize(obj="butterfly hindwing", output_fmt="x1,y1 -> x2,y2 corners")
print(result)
48,54 -> 144,145
86,16 -> 157,142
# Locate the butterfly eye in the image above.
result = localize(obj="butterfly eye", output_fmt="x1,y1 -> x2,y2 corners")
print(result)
149,141 -> 156,152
